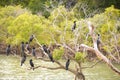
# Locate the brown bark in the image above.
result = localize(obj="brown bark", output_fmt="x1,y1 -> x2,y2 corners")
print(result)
80,21 -> 120,75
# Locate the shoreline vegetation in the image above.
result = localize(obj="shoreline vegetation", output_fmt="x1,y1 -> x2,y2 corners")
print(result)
0,43 -> 119,63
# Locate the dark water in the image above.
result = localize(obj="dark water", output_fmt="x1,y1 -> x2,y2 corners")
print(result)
0,54 -> 120,80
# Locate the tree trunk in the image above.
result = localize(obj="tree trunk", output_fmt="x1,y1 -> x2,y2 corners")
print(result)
75,72 -> 85,80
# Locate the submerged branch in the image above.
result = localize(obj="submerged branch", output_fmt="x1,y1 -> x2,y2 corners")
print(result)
80,43 -> 120,75
55,60 -> 77,75
28,65 -> 62,70
28,59 -> 77,75
82,60 -> 102,69
34,66 -> 62,70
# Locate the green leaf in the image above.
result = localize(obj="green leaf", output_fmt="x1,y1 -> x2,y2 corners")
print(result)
53,47 -> 64,60
75,52 -> 85,62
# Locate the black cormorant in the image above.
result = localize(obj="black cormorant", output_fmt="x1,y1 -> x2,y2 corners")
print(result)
97,34 -> 101,49
32,47 -> 36,57
25,42 -> 30,53
42,45 -> 48,53
29,59 -> 34,70
6,44 -> 11,56
21,55 -> 26,66
72,21 -> 76,31
65,59 -> 70,70
47,49 -> 54,62
29,35 -> 34,43
21,42 -> 25,52
21,42 -> 25,57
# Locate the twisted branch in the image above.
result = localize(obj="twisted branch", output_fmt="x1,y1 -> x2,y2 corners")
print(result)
80,21 -> 120,75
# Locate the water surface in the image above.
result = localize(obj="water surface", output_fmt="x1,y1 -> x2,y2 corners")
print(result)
0,54 -> 120,80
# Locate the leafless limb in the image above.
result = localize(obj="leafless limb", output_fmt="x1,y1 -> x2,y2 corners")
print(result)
28,65 -> 62,70
82,60 -> 102,69
34,35 -> 48,57
28,58 -> 77,75
80,21 -> 120,75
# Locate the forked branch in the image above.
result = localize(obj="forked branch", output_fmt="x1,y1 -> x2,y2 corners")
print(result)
80,21 -> 120,75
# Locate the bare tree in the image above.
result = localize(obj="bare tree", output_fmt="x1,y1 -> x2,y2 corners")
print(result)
27,5 -> 120,80
80,21 -> 120,75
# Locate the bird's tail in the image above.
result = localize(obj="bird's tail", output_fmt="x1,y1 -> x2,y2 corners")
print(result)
66,67 -> 68,70
51,59 -> 54,63
21,63 -> 23,66
50,57 -> 54,63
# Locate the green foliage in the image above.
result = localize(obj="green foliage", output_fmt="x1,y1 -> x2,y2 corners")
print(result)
117,26 -> 120,33
75,52 -> 85,62
0,0 -> 30,7
49,6 -> 76,27
0,5 -> 27,43
0,4 -> 120,60
0,0 -> 120,19
105,5 -> 120,19
28,0 -> 51,18
53,47 -> 64,60
89,5 -> 120,44
48,6 -> 77,44
7,12 -> 44,45
28,0 -> 45,13
42,10 -> 50,18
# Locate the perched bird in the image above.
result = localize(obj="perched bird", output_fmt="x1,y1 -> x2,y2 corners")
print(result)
21,42 -> 25,57
97,34 -> 101,50
29,59 -> 34,70
32,47 -> 36,57
47,49 -> 50,54
21,42 -> 25,52
29,35 -> 34,44
42,45 -> 48,53
6,44 -> 11,56
65,59 -> 70,70
25,42 -> 30,53
47,49 -> 54,62
72,21 -> 76,31
21,55 -> 26,66
42,44 -> 54,62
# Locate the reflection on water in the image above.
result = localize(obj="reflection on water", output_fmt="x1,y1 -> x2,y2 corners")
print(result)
0,54 -> 120,80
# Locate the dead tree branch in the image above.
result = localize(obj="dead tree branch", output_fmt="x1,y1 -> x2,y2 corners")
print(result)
82,60 -> 102,69
80,21 -> 120,75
